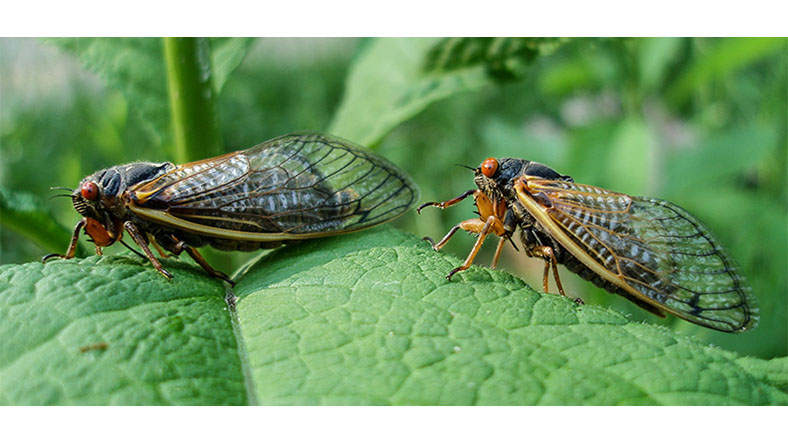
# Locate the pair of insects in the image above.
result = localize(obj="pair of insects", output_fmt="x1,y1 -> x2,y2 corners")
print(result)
46,132 -> 758,333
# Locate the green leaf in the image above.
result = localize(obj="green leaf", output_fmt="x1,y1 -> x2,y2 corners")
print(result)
734,356 -> 788,391
47,38 -> 169,145
0,186 -> 86,258
210,38 -> 257,92
47,37 -> 255,148
666,38 -> 786,107
0,255 -> 244,405
1,227 -> 786,405
328,38 -> 490,147
637,37 -> 683,91
424,37 -> 565,80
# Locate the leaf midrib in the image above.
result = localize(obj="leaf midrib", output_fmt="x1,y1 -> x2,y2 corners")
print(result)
223,284 -> 258,405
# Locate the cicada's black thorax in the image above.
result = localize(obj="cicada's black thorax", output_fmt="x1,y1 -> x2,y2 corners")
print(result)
473,158 -> 573,205
71,162 -> 174,221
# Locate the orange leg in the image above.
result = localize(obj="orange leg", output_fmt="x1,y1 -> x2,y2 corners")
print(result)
529,245 -> 583,304
417,189 -> 477,213
446,215 -> 503,280
530,245 -> 565,296
420,189 -> 514,279
491,236 -> 506,269
446,218 -> 493,280
424,215 -> 505,253
423,224 -> 462,252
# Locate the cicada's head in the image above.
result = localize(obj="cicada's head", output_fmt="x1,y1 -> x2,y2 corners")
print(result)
69,167 -> 127,246
72,168 -> 121,221
71,162 -> 172,246
473,157 -> 573,202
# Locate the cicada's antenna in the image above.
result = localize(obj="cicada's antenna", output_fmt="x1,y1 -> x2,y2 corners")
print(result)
48,186 -> 75,200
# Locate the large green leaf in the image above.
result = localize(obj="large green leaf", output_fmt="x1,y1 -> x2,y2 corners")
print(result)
1,227 -> 785,405
0,254 -> 244,405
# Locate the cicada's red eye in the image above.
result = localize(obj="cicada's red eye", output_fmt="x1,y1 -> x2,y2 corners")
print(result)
481,158 -> 499,178
81,182 -> 99,201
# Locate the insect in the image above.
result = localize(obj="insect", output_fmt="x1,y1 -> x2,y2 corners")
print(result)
418,157 -> 759,333
45,133 -> 419,285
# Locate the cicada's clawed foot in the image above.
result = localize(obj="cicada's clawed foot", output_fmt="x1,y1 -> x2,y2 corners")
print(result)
157,267 -> 174,280
446,266 -> 468,281
422,236 -> 439,250
573,297 -> 584,305
416,202 -> 439,214
217,273 -> 236,287
179,243 -> 236,287
42,253 -> 67,262
417,190 -> 478,215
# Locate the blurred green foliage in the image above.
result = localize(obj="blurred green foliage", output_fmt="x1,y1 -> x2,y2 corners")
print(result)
1,37 -> 785,359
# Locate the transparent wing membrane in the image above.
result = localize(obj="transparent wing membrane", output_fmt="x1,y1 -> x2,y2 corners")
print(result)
130,133 -> 419,236
527,178 -> 759,332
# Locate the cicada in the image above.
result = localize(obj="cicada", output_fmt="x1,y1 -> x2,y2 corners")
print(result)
418,157 -> 759,332
45,133 -> 419,285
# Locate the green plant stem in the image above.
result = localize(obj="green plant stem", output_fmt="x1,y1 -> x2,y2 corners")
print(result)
163,37 -> 222,163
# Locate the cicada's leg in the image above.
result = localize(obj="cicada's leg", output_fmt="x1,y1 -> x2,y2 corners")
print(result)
492,208 -> 520,269
491,236 -> 506,269
421,189 -> 515,278
423,224 -> 462,251
147,234 -> 171,258
530,245 -> 583,304
170,238 -> 235,287
417,189 -> 478,213
123,221 -> 173,280
446,215 -> 507,280
421,190 -> 479,250
461,192 -> 510,271
95,245 -> 103,256
423,190 -> 505,251
43,218 -> 87,262
530,245 -> 564,295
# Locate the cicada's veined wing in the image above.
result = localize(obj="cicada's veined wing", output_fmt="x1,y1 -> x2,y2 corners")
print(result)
128,133 -> 419,241
517,178 -> 759,332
